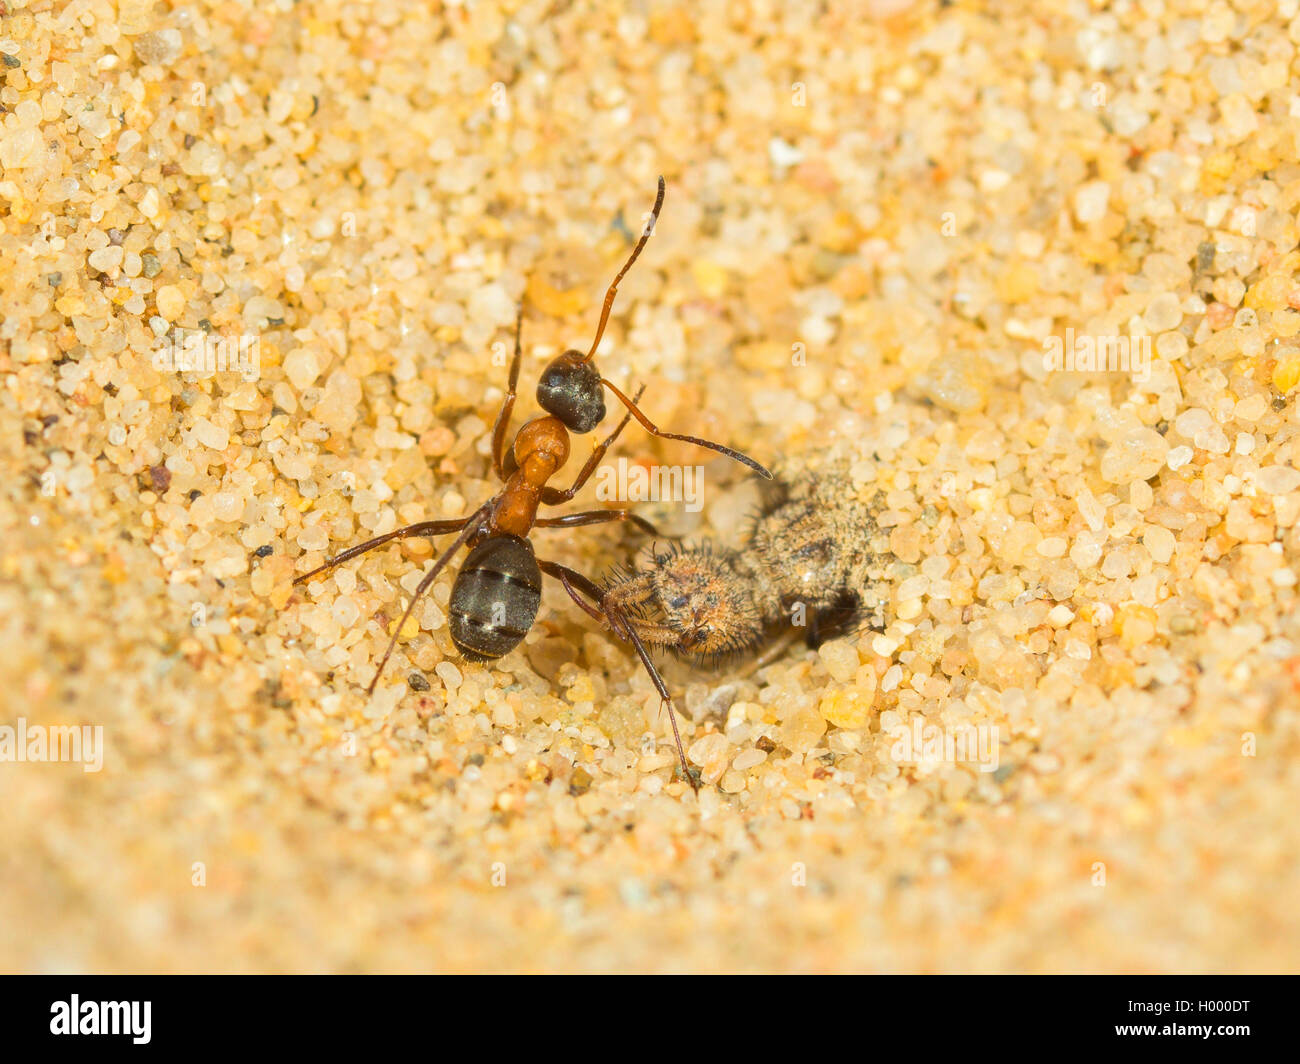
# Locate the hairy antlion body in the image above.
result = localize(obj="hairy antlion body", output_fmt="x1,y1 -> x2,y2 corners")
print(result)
604,467 -> 882,660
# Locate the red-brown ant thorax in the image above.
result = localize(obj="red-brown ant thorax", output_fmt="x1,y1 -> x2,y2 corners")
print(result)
511,415 -> 570,475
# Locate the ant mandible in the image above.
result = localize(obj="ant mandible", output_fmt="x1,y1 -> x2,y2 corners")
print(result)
293,177 -> 772,790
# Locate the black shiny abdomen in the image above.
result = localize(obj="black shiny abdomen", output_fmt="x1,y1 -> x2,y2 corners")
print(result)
449,534 -> 542,660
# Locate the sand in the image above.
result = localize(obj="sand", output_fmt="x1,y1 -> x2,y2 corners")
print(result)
1,0 -> 1298,972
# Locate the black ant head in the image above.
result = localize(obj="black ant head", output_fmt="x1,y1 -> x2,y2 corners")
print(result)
537,349 -> 605,434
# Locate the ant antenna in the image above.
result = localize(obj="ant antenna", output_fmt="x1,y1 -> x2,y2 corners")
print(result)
580,175 -> 666,364
600,377 -> 773,479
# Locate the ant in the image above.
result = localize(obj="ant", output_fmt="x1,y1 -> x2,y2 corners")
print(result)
294,177 -> 772,791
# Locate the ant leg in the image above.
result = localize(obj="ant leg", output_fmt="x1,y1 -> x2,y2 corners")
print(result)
490,308 -> 524,481
543,563 -> 683,648
580,176 -> 665,364
622,623 -> 701,793
548,567 -> 682,649
540,385 -> 645,505
293,518 -> 474,586
535,509 -> 659,536
365,502 -> 491,695
541,561 -> 607,625
598,377 -> 773,480
539,559 -> 700,792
